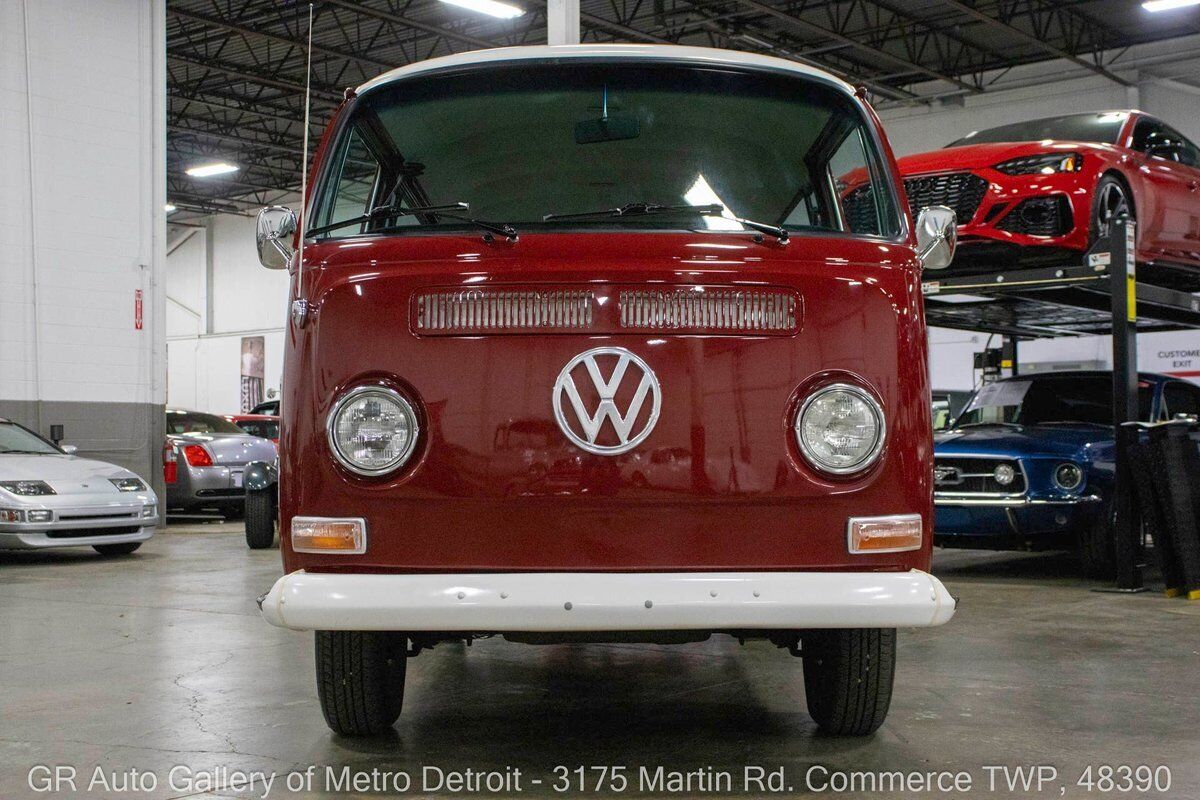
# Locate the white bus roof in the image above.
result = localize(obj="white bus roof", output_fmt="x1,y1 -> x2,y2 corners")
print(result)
355,44 -> 855,97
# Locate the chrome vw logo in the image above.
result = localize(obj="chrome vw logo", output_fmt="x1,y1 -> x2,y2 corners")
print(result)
552,347 -> 661,455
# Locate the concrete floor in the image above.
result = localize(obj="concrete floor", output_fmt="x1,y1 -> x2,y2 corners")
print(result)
2,522 -> 1198,800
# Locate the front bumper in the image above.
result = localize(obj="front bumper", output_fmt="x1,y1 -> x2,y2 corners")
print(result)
0,524 -> 154,550
934,493 -> 1101,543
259,569 -> 956,632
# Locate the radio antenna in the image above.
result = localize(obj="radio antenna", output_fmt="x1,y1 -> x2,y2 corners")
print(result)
295,2 -> 314,319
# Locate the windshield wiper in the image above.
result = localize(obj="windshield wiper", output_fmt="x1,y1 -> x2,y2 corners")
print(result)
541,202 -> 790,242
308,202 -> 517,241
0,449 -> 54,455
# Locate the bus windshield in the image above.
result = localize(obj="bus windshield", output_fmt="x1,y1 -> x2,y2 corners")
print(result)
312,63 -> 902,241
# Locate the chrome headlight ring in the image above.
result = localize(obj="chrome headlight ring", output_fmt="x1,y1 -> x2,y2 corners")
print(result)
794,383 -> 887,476
326,385 -> 420,477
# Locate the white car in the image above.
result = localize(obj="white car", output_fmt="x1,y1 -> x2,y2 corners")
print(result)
0,418 -> 157,555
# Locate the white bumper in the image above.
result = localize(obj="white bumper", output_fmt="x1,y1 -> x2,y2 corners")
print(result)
259,569 -> 956,632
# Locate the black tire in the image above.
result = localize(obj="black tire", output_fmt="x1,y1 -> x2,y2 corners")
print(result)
802,628 -> 896,736
1079,498 -> 1118,580
244,488 -> 276,549
1090,173 -> 1133,245
93,542 -> 142,556
315,631 -> 407,736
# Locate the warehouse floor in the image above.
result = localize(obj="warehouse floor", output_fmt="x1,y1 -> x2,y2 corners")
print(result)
2,523 -> 1198,799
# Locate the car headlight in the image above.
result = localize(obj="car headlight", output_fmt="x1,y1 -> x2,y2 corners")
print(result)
327,386 -> 420,476
795,384 -> 886,475
993,464 -> 1016,486
1053,462 -> 1084,491
993,152 -> 1082,175
109,477 -> 147,492
0,508 -> 52,523
0,480 -> 56,496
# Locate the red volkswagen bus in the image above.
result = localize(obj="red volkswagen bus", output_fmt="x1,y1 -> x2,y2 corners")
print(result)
256,44 -> 957,737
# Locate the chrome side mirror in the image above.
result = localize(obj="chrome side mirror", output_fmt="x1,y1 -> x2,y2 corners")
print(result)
61,444 -> 78,455
256,206 -> 297,270
915,205 -> 957,271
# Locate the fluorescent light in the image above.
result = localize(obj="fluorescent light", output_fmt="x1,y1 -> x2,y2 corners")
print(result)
185,162 -> 238,178
439,0 -> 524,17
1143,0 -> 1200,10
683,174 -> 744,231
164,203 -> 177,213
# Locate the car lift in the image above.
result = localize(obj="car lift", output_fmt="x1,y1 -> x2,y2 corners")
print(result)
922,218 -> 1200,591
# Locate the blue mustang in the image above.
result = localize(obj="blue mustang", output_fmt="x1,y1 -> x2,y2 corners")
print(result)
934,371 -> 1200,577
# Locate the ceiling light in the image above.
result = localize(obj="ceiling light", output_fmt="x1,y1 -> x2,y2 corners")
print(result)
1143,0 -> 1200,10
439,0 -> 524,17
164,204 -> 177,213
185,162 -> 238,178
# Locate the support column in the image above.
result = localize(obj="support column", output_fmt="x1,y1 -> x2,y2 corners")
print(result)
1110,216 -> 1143,591
547,0 -> 580,45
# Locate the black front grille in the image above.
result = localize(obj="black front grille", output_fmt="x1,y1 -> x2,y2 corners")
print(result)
904,172 -> 988,225
934,456 -> 1025,495
996,196 -> 1072,237
46,526 -> 141,539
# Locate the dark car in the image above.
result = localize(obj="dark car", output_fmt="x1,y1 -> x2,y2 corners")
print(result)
164,410 -> 278,516
933,371 -> 1200,577
249,399 -> 279,416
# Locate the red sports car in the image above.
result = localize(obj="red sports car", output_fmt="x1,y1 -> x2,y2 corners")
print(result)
224,414 -> 280,445
895,111 -> 1200,283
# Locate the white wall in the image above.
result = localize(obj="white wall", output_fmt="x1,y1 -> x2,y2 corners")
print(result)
165,211 -> 291,413
0,0 -> 166,479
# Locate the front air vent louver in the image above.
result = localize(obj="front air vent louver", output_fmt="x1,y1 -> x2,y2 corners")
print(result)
619,289 -> 797,334
414,285 -> 799,335
416,289 -> 595,333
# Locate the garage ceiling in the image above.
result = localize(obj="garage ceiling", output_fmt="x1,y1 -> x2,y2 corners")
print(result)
166,0 -> 1195,216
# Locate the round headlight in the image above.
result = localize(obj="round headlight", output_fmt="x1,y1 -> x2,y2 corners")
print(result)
795,384 -> 885,475
327,386 -> 419,476
1053,462 -> 1083,491
993,464 -> 1016,486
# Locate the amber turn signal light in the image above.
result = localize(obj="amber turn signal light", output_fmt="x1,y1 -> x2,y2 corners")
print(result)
847,514 -> 922,553
291,517 -> 366,554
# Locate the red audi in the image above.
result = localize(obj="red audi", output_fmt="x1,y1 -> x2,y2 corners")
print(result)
895,111 -> 1200,280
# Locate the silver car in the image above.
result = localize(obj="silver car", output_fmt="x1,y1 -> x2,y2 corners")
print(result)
165,410 -> 277,515
0,418 -> 157,554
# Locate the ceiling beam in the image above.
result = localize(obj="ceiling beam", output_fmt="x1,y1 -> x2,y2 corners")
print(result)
168,53 -> 345,102
939,0 -> 1133,87
322,0 -> 500,50
730,0 -> 981,93
168,7 -> 397,72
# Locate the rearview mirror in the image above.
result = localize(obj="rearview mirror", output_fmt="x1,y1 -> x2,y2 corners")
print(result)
915,205 -> 957,271
256,206 -> 297,270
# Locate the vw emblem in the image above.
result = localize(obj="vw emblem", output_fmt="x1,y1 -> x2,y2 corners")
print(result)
552,346 -> 661,455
